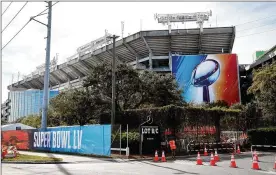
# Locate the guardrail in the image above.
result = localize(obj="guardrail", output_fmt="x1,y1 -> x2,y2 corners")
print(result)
251,145 -> 276,152
111,147 -> 130,157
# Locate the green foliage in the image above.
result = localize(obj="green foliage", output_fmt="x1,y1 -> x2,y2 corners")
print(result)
3,154 -> 63,162
101,105 -> 241,130
230,103 -> 245,110
247,127 -> 276,145
83,63 -> 184,111
248,63 -> 276,123
50,89 -> 106,126
48,63 -> 183,126
112,131 -> 139,143
20,115 -> 41,128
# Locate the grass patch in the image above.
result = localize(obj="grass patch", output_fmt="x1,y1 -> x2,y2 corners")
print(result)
3,154 -> 63,162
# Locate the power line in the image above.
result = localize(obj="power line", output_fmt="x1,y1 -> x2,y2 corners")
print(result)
33,1 -> 59,18
235,14 -> 276,27
1,2 -> 59,50
2,2 -> 13,16
2,2 -> 28,33
236,28 -> 276,39
237,19 -> 276,33
2,20 -> 31,50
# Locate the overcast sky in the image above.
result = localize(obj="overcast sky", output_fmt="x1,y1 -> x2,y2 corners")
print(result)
1,2 -> 276,102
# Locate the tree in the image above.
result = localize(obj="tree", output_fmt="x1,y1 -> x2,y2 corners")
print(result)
20,115 -> 41,128
50,89 -> 106,126
138,70 -> 184,107
48,63 -> 183,126
83,63 -> 184,111
248,63 -> 276,124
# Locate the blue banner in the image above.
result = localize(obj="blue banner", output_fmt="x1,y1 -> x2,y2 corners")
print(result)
32,125 -> 111,156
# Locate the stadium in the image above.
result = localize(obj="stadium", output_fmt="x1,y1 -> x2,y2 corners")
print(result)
3,26 -> 236,122
7,27 -> 236,91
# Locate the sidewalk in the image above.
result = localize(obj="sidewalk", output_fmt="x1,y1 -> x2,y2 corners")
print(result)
17,150 -> 196,162
18,151 -> 115,163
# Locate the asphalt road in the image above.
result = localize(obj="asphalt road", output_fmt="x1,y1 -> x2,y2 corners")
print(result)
2,151 -> 276,175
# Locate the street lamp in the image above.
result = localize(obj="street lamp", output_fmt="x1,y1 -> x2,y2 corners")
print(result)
106,35 -> 119,132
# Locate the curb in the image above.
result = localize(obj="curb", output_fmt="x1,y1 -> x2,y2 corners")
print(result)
2,161 -> 69,164
125,155 -> 195,161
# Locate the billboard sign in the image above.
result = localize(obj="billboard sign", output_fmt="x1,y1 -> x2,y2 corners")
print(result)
34,125 -> 111,156
1,125 -> 112,156
1,129 -> 35,150
155,11 -> 211,23
172,54 -> 240,105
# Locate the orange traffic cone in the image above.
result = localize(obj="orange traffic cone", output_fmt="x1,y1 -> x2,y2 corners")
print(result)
210,152 -> 217,166
230,154 -> 237,168
153,150 -> 159,162
237,145 -> 241,154
252,155 -> 260,170
214,150 -> 220,162
161,150 -> 166,162
273,156 -> 276,169
196,152 -> 203,165
253,150 -> 259,162
204,147 -> 208,156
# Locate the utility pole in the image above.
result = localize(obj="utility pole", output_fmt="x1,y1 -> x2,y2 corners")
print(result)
107,34 -> 119,132
41,1 -> 52,130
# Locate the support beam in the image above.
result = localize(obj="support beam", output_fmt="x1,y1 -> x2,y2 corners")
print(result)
198,30 -> 203,54
89,55 -> 103,65
123,41 -> 141,59
35,78 -> 44,88
19,84 -> 29,89
68,64 -> 86,77
25,81 -> 36,89
30,80 -> 43,89
106,49 -> 123,64
23,82 -> 33,89
50,73 -> 63,84
141,36 -> 152,53
169,52 -> 172,71
82,58 -> 97,68
58,69 -> 74,81
141,36 -> 153,70
229,26 -> 236,53
123,41 -> 141,69
78,60 -> 93,71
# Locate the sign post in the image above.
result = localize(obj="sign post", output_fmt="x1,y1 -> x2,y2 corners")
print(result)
140,125 -> 160,155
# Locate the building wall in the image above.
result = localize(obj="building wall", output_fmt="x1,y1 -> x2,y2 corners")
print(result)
8,90 -> 59,122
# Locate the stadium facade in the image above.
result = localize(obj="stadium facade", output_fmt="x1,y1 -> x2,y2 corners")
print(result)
2,90 -> 59,122
4,27 -> 238,122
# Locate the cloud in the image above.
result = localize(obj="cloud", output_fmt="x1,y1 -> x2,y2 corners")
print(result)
2,2 -> 276,102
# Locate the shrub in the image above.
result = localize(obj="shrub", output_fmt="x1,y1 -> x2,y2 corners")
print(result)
247,127 -> 276,146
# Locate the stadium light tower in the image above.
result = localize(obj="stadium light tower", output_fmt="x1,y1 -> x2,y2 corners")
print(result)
154,10 -> 212,33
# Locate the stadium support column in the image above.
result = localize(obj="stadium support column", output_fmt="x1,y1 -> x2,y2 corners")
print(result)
149,52 -> 153,70
169,52 -> 172,72
41,1 -> 52,130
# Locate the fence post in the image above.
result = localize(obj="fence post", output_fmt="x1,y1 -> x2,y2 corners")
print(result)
126,124 -> 129,157
127,124 -> 129,148
120,124 -> 122,155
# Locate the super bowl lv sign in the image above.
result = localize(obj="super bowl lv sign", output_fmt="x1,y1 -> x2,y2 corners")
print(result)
33,130 -> 82,149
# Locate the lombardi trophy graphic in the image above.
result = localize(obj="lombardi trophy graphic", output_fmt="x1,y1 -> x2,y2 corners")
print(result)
191,59 -> 220,103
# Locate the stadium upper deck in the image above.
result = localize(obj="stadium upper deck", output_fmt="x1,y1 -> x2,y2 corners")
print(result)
8,26 -> 235,91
